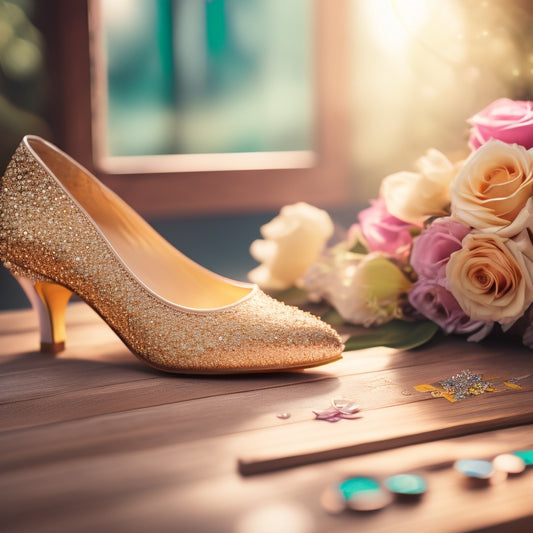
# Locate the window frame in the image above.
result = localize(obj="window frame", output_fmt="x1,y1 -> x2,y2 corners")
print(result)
44,0 -> 352,217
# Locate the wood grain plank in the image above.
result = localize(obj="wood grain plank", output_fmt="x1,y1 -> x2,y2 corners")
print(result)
1,375 -> 532,475
1,303 -> 533,533
2,303 -> 532,431
236,389 -> 533,475
2,345 -> 532,433
1,423 -> 532,533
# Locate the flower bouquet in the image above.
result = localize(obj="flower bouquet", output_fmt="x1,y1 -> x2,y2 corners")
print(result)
249,98 -> 533,351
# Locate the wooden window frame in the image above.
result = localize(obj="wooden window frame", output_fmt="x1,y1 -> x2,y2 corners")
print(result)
43,0 -> 351,217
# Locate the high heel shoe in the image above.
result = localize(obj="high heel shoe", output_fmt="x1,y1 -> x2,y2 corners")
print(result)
0,136 -> 343,373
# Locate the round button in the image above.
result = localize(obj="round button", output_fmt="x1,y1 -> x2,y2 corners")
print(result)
493,453 -> 526,474
385,474 -> 427,495
511,450 -> 533,466
454,459 -> 494,479
338,476 -> 392,512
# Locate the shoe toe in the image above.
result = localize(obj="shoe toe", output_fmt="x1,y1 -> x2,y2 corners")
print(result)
232,291 -> 344,371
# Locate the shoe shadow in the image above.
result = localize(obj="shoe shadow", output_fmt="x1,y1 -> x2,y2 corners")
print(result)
0,347 -> 341,421
1,347 -> 342,474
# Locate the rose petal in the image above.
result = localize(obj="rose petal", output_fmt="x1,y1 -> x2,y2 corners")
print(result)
468,98 -> 533,150
322,416 -> 343,423
331,398 -> 360,414
447,232 -> 533,325
313,407 -> 341,419
450,140 -> 533,233
338,412 -> 363,419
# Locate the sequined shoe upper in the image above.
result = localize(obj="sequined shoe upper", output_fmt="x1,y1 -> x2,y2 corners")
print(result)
0,136 -> 343,373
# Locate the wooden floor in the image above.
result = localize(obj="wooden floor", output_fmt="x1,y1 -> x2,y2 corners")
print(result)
1,302 -> 533,533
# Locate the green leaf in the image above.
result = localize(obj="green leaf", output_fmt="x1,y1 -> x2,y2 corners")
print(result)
321,308 -> 346,327
268,287 -> 309,306
344,320 -> 440,351
349,240 -> 368,254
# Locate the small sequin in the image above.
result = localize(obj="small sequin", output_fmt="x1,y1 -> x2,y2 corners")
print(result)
511,450 -> 533,466
385,474 -> 426,496
339,477 -> 392,512
440,369 -> 493,400
454,459 -> 494,479
339,476 -> 380,499
493,454 -> 526,474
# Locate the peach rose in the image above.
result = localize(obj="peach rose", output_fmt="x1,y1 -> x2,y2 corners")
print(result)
446,232 -> 533,325
450,139 -> 533,235
380,149 -> 457,227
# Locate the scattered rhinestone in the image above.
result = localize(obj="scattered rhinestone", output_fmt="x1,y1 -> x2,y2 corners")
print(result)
439,369 -> 493,400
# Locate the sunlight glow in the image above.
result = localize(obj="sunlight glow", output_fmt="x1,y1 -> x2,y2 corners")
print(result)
362,0 -> 429,54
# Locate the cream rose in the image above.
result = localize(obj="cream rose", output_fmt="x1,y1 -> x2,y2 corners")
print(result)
380,149 -> 457,227
446,232 -> 533,325
450,139 -> 533,235
248,202 -> 334,290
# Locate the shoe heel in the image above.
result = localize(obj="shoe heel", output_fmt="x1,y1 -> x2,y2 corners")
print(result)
16,276 -> 73,354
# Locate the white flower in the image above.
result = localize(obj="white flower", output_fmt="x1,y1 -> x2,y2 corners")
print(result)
303,248 -> 412,327
248,202 -> 334,290
380,149 -> 458,227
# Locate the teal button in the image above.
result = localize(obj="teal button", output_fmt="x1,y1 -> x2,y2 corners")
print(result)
385,474 -> 426,495
338,476 -> 380,500
338,476 -> 392,511
511,450 -> 533,466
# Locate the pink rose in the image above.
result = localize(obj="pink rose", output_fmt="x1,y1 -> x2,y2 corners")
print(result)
410,217 -> 470,282
354,198 -> 415,258
408,279 -> 492,337
468,98 -> 533,150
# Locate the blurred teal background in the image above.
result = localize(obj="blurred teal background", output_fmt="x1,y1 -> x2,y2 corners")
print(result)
0,0 -> 321,311
103,0 -> 313,156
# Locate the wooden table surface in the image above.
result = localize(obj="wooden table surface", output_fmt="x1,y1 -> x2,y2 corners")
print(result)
1,302 -> 533,533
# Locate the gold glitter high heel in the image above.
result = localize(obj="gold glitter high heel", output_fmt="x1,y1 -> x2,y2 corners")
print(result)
0,136 -> 343,373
